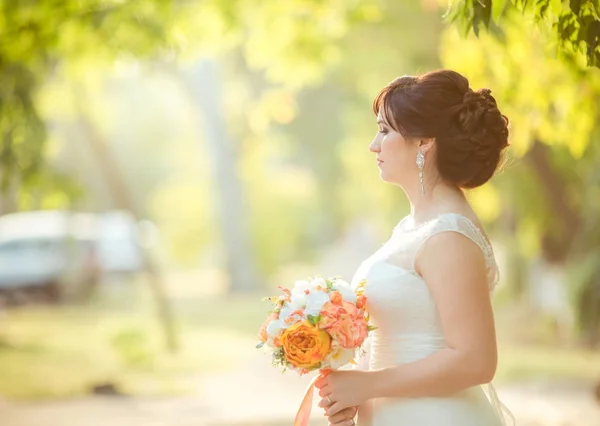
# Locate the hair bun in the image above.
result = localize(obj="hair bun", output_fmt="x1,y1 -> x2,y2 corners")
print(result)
458,88 -> 509,142
462,88 -> 494,109
462,89 -> 479,104
452,87 -> 509,188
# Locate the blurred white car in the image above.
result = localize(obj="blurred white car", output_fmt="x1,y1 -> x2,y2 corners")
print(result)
96,211 -> 145,276
0,211 -> 101,303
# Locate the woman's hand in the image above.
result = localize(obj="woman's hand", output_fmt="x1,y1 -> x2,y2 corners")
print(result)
315,370 -> 372,417
324,406 -> 358,426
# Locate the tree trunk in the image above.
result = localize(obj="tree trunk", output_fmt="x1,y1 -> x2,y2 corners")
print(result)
527,140 -> 580,261
179,60 -> 260,293
502,205 -> 526,300
528,139 -> 600,347
0,180 -> 18,215
72,84 -> 178,352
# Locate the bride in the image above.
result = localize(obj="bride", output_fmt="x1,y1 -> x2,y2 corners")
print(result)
314,69 -> 513,426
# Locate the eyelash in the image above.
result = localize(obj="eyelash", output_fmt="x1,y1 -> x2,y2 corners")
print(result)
379,129 -> 388,135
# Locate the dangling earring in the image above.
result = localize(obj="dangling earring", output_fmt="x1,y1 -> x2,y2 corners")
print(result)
416,151 -> 425,195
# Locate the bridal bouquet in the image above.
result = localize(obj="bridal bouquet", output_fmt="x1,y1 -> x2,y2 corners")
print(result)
257,276 -> 373,374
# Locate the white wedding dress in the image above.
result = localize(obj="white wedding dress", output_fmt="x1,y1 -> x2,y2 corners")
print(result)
350,212 -> 513,426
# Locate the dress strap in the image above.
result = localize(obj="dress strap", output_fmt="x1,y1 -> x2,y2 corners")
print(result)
408,213 -> 500,290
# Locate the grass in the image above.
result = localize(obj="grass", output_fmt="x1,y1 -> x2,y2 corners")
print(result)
497,344 -> 600,384
0,273 -> 263,400
0,270 -> 598,400
0,304 -> 257,399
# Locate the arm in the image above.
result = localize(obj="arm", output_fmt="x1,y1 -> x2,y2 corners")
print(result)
368,231 -> 498,399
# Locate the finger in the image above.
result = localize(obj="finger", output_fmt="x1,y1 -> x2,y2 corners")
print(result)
328,407 -> 356,423
318,385 -> 331,397
315,374 -> 329,389
330,418 -> 356,426
325,402 -> 345,417
318,397 -> 332,409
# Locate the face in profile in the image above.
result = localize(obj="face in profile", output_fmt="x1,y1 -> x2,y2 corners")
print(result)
369,113 -> 420,187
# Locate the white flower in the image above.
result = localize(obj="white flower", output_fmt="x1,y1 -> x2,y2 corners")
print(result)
310,277 -> 327,289
283,295 -> 305,313
304,290 -> 330,317
332,279 -> 357,304
278,306 -> 294,328
266,319 -> 284,339
326,346 -> 356,369
279,297 -> 305,328
291,280 -> 311,297
292,293 -> 308,309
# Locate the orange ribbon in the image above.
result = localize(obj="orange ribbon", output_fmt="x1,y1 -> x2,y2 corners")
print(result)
294,369 -> 331,426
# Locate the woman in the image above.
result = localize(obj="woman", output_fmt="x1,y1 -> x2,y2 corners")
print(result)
315,69 -> 513,426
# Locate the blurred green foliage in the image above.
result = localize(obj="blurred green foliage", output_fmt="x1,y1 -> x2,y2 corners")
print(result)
0,0 -> 184,190
446,0 -> 600,67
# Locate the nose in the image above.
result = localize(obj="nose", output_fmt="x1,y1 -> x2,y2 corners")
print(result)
369,137 -> 380,153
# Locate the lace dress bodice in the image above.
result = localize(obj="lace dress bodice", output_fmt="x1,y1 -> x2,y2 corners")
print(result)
351,213 -> 511,426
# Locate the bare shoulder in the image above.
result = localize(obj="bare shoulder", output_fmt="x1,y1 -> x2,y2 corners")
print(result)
415,228 -> 488,288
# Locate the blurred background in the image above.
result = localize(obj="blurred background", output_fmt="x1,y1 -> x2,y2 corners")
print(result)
0,1 -> 599,425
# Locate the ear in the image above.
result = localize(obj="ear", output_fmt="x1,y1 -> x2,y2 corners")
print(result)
419,138 -> 435,154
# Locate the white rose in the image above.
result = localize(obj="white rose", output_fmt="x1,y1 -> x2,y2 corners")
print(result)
326,347 -> 356,369
304,290 -> 330,317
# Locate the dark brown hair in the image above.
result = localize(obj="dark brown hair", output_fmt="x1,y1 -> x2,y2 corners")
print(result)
373,69 -> 509,189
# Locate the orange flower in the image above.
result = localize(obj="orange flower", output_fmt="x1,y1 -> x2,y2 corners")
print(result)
280,321 -> 332,369
356,294 -> 367,310
258,312 -> 279,343
329,291 -> 343,305
278,286 -> 292,302
319,301 -> 368,348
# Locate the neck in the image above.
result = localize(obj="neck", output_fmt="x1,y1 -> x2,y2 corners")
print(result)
404,181 -> 467,223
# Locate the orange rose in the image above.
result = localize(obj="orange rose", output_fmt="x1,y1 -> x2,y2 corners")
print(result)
280,321 -> 332,369
258,312 -> 279,343
319,301 -> 368,348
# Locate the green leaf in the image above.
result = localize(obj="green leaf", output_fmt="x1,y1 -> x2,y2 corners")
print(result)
256,342 -> 265,349
307,314 -> 322,325
492,0 -> 510,22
